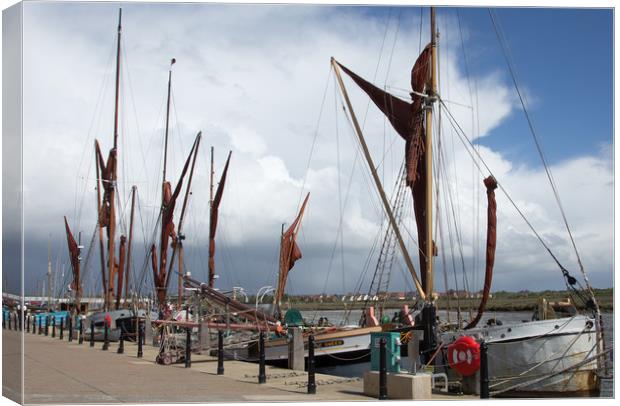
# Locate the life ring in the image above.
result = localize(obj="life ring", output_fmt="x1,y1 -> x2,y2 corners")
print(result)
447,336 -> 480,376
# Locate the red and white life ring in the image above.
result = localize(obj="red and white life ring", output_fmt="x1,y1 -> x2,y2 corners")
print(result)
447,336 -> 480,376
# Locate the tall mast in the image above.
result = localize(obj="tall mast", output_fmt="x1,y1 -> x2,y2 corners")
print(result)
107,8 -> 122,310
47,235 -> 52,312
331,58 -> 426,301
162,58 -> 175,186
424,7 -> 438,298
124,185 -> 137,305
421,7 -> 437,299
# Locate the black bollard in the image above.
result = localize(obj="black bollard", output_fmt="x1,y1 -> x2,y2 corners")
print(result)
59,317 -> 64,340
379,337 -> 388,400
137,321 -> 143,358
117,331 -> 125,354
102,323 -> 109,351
90,320 -> 95,347
19,311 -> 22,331
480,341 -> 489,399
217,330 -> 224,375
2,311 -> 5,329
78,318 -> 84,344
45,316 -> 49,336
26,315 -> 30,333
307,334 -> 316,394
8,313 -> 11,330
258,331 -> 266,384
52,316 -> 56,338
33,315 -> 36,334
68,316 -> 73,342
38,316 -> 42,335
184,327 -> 192,368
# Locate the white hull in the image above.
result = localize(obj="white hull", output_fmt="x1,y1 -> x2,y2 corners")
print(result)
224,326 -> 380,362
439,315 -> 599,395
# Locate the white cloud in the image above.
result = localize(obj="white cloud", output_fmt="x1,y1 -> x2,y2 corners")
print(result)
18,3 -> 612,295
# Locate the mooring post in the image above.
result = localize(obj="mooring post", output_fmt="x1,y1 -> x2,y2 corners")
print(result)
78,317 -> 84,344
307,334 -> 316,394
217,330 -> 224,375
90,320 -> 95,347
184,327 -> 191,368
137,321 -> 143,358
19,310 -> 22,331
480,341 -> 489,399
59,316 -> 64,340
38,316 -> 42,335
258,330 -> 266,384
2,311 -> 5,329
26,314 -> 30,333
68,316 -> 73,342
102,319 -> 109,351
52,316 -> 56,338
7,312 -> 11,330
45,316 -> 50,336
33,315 -> 36,334
379,337 -> 388,400
117,331 -> 124,354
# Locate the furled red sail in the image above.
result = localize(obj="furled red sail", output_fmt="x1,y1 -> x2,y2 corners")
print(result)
151,139 -> 198,306
115,235 -> 126,310
208,151 -> 232,288
336,44 -> 434,291
63,216 -> 82,309
465,176 -> 498,330
95,140 -> 117,234
275,192 -> 310,310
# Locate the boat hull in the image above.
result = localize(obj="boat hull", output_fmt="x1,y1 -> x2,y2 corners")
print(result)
223,326 -> 380,365
439,315 -> 599,395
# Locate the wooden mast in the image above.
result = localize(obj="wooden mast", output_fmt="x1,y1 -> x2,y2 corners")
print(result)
124,185 -> 137,306
331,57 -> 427,301
106,8 -> 122,311
424,6 -> 438,299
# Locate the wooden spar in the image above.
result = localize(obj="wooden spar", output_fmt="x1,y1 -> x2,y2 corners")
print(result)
94,142 -> 107,309
177,240 -> 184,309
158,59 -> 176,290
162,59 -> 175,186
113,9 -> 121,151
424,6 -> 438,298
124,185 -> 137,305
331,58 -> 427,302
107,8 -> 122,311
163,132 -> 202,293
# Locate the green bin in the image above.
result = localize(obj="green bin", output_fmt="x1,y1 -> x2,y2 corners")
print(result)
370,332 -> 401,373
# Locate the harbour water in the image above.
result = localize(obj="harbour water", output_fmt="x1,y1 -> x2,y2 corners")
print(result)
300,309 -> 614,378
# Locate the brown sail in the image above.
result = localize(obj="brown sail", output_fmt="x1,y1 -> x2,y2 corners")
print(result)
465,176 -> 498,330
95,140 -> 117,234
336,44 -> 434,291
275,192 -> 310,310
63,216 -> 82,311
208,151 -> 232,288
151,138 -> 198,306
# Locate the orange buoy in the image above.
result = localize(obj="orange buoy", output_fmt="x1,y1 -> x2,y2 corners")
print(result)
447,336 -> 481,376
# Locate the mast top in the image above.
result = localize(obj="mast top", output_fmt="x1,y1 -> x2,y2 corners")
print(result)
117,8 -> 122,32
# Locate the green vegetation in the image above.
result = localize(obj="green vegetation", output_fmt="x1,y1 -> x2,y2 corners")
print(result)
270,288 -> 613,312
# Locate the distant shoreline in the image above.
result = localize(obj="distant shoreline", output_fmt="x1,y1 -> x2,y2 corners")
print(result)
280,288 -> 614,312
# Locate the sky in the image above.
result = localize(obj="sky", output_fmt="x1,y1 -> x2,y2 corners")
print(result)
2,1 -> 614,299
